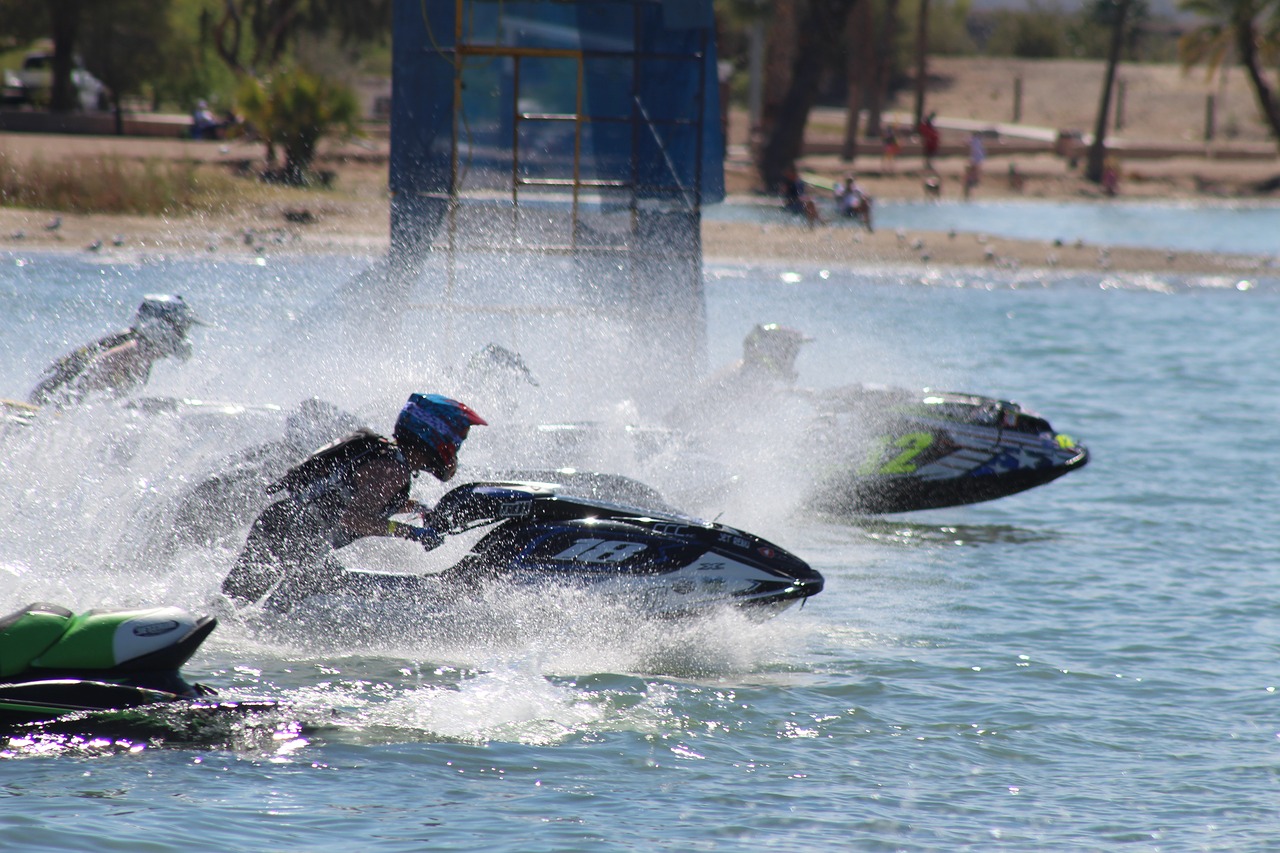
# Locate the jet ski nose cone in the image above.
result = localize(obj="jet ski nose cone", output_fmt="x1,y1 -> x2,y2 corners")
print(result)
1069,444 -> 1090,469
789,565 -> 825,599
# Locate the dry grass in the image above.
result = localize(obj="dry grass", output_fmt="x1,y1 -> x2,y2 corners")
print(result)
0,150 -> 253,216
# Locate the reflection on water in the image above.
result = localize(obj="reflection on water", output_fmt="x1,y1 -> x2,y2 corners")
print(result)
845,517 -> 1062,547
2,702 -> 304,758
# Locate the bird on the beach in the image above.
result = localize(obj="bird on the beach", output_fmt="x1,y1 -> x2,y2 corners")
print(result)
9,230 -> 24,240
86,239 -> 102,252
984,247 -> 996,261
44,216 -> 62,231
910,238 -> 924,250
112,234 -> 125,247
948,228 -> 957,240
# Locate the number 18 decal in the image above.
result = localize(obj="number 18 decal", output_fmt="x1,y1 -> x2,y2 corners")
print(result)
553,538 -> 648,563
856,431 -> 935,475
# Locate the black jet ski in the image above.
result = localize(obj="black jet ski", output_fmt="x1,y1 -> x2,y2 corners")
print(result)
262,481 -> 823,619
803,385 -> 1089,514
0,602 -> 221,730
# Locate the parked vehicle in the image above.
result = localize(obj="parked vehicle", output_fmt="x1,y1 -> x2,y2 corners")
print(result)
1,69 -> 24,106
12,53 -> 108,111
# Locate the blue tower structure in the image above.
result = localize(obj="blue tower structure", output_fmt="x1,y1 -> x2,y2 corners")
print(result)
389,0 -> 724,395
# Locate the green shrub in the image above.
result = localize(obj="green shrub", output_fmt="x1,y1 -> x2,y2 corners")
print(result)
236,68 -> 360,186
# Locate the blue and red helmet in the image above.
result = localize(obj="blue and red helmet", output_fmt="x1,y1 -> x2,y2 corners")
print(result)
394,393 -> 487,480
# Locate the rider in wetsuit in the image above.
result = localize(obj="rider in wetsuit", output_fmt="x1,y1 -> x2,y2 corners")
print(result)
678,323 -> 814,429
28,294 -> 204,407
220,393 -> 487,609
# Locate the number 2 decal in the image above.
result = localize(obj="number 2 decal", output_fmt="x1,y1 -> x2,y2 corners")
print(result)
857,431 -> 935,475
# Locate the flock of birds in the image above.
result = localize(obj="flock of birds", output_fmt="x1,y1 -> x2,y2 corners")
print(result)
6,214 -> 301,256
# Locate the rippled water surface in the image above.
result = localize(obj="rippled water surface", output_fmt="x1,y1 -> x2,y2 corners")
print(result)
2,249 -> 1279,851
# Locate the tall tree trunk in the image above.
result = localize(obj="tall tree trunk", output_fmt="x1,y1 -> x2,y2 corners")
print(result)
760,0 -> 800,172
49,0 -> 82,113
759,0 -> 861,191
841,3 -> 873,161
912,0 -> 930,126
867,0 -> 899,138
1236,19 -> 1280,145
1086,0 -> 1131,182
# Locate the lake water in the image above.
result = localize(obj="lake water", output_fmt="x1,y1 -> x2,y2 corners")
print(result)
707,197 -> 1280,257
1,242 -> 1279,851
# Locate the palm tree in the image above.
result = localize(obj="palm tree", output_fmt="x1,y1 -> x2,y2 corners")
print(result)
1086,0 -> 1132,182
1179,0 -> 1280,146
913,0 -> 930,126
757,0 -> 862,192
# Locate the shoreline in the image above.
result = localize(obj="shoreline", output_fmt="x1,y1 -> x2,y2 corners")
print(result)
2,126 -> 1278,276
1,198 -> 1273,278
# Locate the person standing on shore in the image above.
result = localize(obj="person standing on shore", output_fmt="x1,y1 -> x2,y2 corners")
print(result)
964,133 -> 986,200
918,113 -> 941,169
881,126 -> 901,172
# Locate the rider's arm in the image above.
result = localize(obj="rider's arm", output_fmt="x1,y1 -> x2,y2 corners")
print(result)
342,458 -> 443,548
74,340 -> 154,398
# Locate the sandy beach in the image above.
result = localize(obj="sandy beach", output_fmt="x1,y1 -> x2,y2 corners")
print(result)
0,154 -> 1270,276
1,56 -> 1278,275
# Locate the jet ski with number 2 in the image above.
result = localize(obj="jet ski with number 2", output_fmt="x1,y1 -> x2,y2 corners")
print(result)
802,384 -> 1088,515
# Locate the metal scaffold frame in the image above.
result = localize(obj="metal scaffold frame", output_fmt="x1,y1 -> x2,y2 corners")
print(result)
388,0 -> 723,389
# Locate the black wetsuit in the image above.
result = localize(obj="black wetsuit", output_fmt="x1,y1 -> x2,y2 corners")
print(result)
221,430 -> 412,609
28,329 -> 153,406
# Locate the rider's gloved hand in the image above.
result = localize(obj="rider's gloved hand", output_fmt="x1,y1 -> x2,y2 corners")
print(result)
387,518 -> 445,551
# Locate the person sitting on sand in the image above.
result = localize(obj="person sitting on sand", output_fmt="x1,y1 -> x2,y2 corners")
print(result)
28,294 -> 205,407
781,166 -> 825,227
835,174 -> 874,232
